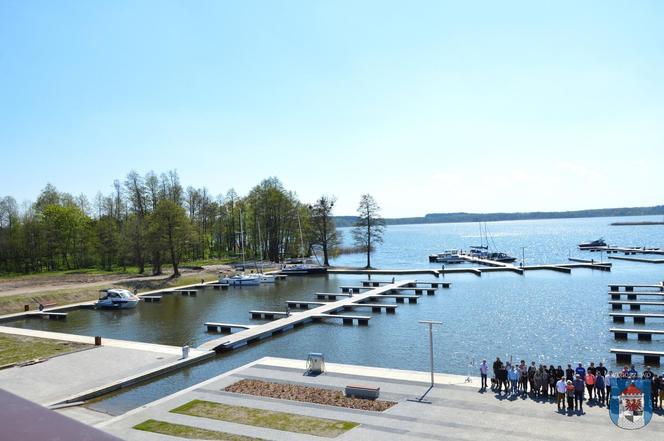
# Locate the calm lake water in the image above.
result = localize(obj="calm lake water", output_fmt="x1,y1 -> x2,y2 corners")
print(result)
7,215 -> 664,414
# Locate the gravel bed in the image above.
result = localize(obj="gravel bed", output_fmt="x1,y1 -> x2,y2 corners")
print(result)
224,379 -> 397,412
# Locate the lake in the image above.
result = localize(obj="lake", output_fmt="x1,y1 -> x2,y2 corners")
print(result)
7,215 -> 664,414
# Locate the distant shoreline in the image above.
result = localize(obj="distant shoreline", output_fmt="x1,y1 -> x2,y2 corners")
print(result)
334,205 -> 664,227
610,221 -> 664,226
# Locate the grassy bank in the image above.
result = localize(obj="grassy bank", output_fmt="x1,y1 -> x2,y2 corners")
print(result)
172,400 -> 358,438
0,270 -> 222,316
0,333 -> 91,367
134,419 -> 265,441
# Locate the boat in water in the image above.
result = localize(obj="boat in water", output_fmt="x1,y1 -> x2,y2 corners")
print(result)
280,261 -> 328,275
428,249 -> 465,263
486,252 -> 517,263
219,273 -> 261,286
578,238 -> 606,249
95,289 -> 140,309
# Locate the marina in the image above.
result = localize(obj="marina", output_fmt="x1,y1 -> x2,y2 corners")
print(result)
1,216 -> 664,420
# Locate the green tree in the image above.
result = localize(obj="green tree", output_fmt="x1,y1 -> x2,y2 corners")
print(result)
309,196 -> 338,266
352,194 -> 384,269
150,199 -> 191,276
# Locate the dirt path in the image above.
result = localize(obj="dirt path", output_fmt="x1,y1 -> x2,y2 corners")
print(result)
0,265 -> 237,298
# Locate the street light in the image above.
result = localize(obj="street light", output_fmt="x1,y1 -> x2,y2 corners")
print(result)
408,319 -> 442,404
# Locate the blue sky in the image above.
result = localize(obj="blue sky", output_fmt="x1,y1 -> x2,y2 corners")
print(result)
1,1 -> 663,217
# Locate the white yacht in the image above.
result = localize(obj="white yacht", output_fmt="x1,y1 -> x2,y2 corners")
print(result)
95,289 -> 140,309
219,273 -> 261,286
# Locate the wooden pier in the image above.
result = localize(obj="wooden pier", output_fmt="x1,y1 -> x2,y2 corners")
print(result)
286,300 -> 327,309
316,292 -> 353,300
608,256 -> 664,264
341,303 -> 397,313
27,311 -> 67,320
610,328 -> 664,341
610,312 -> 664,324
142,296 -> 162,303
609,292 -> 664,301
584,246 -> 664,256
250,310 -> 292,320
360,280 -> 450,288
205,322 -> 256,333
609,300 -> 664,310
610,348 -> 664,366
312,314 -> 371,325
608,283 -> 663,292
198,279 -> 420,352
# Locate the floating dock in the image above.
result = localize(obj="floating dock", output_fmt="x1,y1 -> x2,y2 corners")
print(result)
610,328 -> 664,341
198,279 -> 422,352
610,348 -> 664,366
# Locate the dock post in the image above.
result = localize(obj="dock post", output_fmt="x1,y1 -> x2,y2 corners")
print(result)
645,354 -> 661,366
342,318 -> 352,326
616,353 -> 632,364
358,318 -> 369,326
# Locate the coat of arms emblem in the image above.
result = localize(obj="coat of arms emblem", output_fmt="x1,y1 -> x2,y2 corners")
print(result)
610,379 -> 653,429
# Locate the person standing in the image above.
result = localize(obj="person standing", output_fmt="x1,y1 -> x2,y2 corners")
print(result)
556,376 -> 567,411
606,370 -> 614,403
479,359 -> 489,389
519,360 -> 528,394
585,370 -> 596,402
618,366 -> 629,379
575,363 -> 586,381
597,362 -> 607,378
573,374 -> 585,412
528,362 -> 537,395
595,371 -> 606,406
628,365 -> 638,379
548,365 -> 557,398
509,365 -> 519,396
534,367 -> 543,398
643,367 -> 656,408
587,362 -> 597,377
658,374 -> 664,409
493,357 -> 503,391
566,380 -> 575,411
565,364 -> 574,382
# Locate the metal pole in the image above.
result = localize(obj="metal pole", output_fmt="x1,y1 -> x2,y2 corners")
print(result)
408,320 -> 442,404
428,322 -> 434,387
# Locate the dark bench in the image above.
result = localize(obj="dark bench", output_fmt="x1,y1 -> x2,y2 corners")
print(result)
345,384 -> 380,400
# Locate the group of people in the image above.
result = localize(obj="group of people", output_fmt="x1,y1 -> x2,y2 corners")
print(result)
478,357 -> 664,413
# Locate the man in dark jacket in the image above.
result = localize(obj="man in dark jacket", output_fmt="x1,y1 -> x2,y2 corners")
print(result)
565,364 -> 574,382
573,375 -> 585,411
492,357 -> 503,391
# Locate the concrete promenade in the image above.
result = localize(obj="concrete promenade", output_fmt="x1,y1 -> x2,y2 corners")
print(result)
100,357 -> 664,440
0,327 -> 213,407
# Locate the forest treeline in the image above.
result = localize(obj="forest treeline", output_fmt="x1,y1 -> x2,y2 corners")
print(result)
0,172 -> 338,275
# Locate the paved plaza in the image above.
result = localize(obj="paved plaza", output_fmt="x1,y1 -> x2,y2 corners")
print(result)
100,357 -> 664,440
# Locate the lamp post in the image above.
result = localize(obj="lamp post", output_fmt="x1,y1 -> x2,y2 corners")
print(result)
408,319 -> 442,404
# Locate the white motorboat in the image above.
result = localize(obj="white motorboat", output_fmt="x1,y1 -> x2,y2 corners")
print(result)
429,249 -> 465,264
219,274 -> 261,286
95,289 -> 140,309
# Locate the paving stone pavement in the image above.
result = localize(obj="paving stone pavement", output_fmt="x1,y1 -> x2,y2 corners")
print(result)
98,357 -> 664,440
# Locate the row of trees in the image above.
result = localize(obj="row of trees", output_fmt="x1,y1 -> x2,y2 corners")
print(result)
0,173 -> 345,275
0,172 -> 386,274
